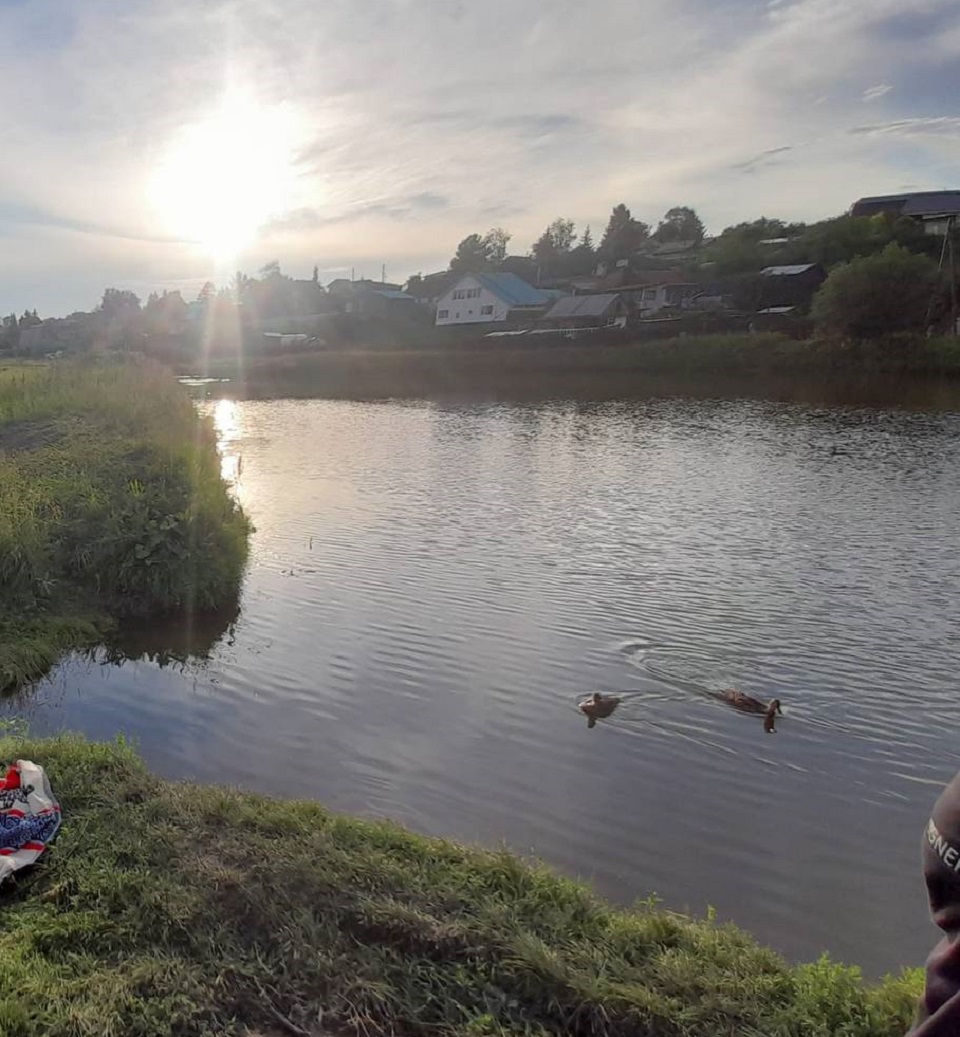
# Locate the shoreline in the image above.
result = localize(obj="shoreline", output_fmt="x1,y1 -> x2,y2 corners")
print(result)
0,732 -> 924,1037
186,333 -> 960,409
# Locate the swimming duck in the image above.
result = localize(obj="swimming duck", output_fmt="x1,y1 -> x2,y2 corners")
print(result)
578,692 -> 622,729
716,690 -> 782,728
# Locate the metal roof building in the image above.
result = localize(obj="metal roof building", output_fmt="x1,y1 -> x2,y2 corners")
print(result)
851,191 -> 960,220
472,272 -> 550,308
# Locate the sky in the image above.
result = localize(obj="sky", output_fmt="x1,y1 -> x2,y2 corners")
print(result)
1,0 -> 958,316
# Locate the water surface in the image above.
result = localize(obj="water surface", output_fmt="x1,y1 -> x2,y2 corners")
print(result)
13,395 -> 960,975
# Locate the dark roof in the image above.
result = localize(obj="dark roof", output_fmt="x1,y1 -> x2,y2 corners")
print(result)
372,290 -> 415,301
543,294 -> 623,319
470,272 -> 549,307
851,191 -> 960,219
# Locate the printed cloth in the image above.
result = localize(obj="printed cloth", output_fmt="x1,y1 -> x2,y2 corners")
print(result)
0,760 -> 61,883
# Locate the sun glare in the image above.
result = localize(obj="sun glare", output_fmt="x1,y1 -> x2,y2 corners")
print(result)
149,90 -> 303,262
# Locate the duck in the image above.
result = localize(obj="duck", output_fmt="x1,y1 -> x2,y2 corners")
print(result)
578,692 -> 622,729
715,690 -> 782,731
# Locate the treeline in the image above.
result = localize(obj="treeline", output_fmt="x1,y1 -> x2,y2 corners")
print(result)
0,262 -> 336,357
412,204 -> 705,287
421,202 -> 947,285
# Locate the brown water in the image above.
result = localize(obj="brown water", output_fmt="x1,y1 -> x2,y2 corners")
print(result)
12,394 -> 960,975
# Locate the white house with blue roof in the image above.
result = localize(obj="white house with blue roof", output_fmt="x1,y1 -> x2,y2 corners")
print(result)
434,272 -> 549,327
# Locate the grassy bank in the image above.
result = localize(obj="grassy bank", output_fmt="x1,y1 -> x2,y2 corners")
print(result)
196,333 -> 960,404
0,361 -> 249,691
0,734 -> 923,1037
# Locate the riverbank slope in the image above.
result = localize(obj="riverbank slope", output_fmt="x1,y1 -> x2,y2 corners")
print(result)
0,733 -> 922,1037
196,333 -> 960,404
0,361 -> 250,691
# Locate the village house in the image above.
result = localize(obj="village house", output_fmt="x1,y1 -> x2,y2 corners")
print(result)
758,263 -> 826,309
637,282 -> 700,314
326,278 -> 416,316
435,273 -> 549,327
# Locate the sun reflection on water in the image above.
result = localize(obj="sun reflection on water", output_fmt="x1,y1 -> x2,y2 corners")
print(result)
212,398 -> 242,484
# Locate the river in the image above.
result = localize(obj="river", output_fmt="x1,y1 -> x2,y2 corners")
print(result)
10,393 -> 960,976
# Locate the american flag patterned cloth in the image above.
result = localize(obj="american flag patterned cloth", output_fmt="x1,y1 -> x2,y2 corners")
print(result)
0,760 -> 61,883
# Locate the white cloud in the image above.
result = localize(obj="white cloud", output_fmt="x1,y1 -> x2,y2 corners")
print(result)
0,0 -> 957,314
849,116 -> 960,137
863,83 -> 893,101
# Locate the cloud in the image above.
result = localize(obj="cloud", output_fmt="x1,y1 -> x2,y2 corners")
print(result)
408,192 -> 450,211
733,145 -> 794,172
848,116 -> 960,137
862,83 -> 893,101
0,0 -> 959,314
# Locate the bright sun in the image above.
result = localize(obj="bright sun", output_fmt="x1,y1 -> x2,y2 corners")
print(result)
149,89 -> 303,262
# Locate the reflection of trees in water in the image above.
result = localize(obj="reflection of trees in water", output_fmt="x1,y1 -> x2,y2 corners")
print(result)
94,603 -> 240,670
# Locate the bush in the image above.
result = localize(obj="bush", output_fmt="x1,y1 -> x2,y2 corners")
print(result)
812,244 -> 943,339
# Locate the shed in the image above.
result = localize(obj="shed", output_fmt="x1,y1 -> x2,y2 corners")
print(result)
540,293 -> 629,328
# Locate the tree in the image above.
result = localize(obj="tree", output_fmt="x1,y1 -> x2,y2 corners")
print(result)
97,290 -> 140,320
568,225 -> 596,275
703,217 -> 805,275
531,218 -> 577,278
598,204 -> 649,261
450,233 -> 492,273
230,271 -> 254,306
240,262 -> 295,319
143,290 -> 188,337
654,206 -> 705,244
0,313 -> 19,351
811,244 -> 941,339
795,213 -> 939,269
197,282 -> 216,306
482,227 -> 511,268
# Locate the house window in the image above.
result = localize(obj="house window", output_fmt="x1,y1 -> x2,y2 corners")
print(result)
438,309 -> 449,319
481,305 -> 494,316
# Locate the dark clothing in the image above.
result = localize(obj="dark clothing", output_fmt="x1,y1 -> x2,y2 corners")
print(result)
912,772 -> 960,1034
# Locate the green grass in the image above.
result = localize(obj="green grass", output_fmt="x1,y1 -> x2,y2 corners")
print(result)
0,734 -> 922,1037
0,360 -> 250,690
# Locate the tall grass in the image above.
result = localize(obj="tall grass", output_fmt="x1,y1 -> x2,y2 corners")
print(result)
0,733 -> 923,1037
0,360 -> 249,689
201,332 -> 960,404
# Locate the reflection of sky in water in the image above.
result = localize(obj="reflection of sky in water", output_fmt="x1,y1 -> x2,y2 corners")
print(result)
11,396 -> 960,976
